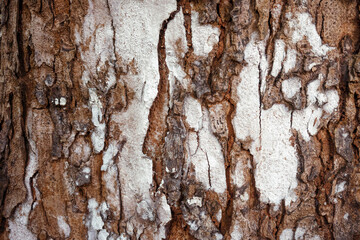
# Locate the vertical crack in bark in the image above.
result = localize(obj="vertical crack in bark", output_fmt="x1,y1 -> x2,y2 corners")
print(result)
48,0 -> 55,27
294,132 -> 305,183
265,0 -> 285,74
17,0 -> 28,185
17,0 -> 34,223
0,0 -> 28,220
215,0 -> 236,236
258,48 -> 263,148
165,4 -> 195,236
274,199 -> 286,239
114,149 -> 124,228
143,2 -> 181,190
16,0 -> 25,77
103,1 -> 123,226
248,152 -> 260,208
105,0 -> 118,81
316,0 -> 324,34
204,151 -> 212,188
315,130 -> 336,240
182,0 -> 193,62
221,97 -> 236,236
339,58 -> 351,122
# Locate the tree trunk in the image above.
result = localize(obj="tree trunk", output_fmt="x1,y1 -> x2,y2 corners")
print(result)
1,0 -> 360,239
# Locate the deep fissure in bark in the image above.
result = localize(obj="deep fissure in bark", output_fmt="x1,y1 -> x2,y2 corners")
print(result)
143,2 -> 181,191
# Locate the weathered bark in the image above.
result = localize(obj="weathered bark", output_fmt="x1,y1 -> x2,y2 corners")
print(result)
1,0 -> 360,239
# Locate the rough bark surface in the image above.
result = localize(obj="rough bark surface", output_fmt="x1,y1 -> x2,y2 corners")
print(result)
1,0 -> 360,239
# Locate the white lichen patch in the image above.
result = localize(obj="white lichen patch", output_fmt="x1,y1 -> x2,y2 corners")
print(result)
103,165 -> 121,219
9,110 -> 39,240
295,227 -> 306,240
187,131 -> 199,156
292,75 -> 339,141
287,12 -> 333,57
101,142 -> 119,171
280,228 -> 294,240
189,146 -> 211,189
232,160 -> 246,188
215,210 -> 222,223
9,218 -> 36,240
57,216 -> 71,238
184,96 -> 203,131
230,221 -> 243,240
240,192 -> 250,202
233,33 -> 298,206
271,39 -> 286,77
101,144 -> 123,220
155,194 -> 172,239
191,10 -> 220,57
323,90 -> 339,114
98,229 -> 109,240
256,104 -> 298,205
75,0 -> 121,154
104,0 -> 177,236
187,197 -> 203,207
335,181 -> 346,194
233,16 -> 340,205
70,138 -> 91,165
185,100 -> 227,195
283,48 -> 297,73
232,33 -> 263,142
282,77 -> 301,99
199,110 -> 227,195
75,0 -> 116,91
165,7 -> 188,107
87,199 -> 104,230
86,198 -> 109,240
136,200 -> 155,221
89,88 -> 106,153
82,167 -> 91,174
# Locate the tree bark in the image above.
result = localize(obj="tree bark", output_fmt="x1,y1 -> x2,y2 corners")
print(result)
1,0 -> 360,239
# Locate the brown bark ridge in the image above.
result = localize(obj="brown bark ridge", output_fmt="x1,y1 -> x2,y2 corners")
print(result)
1,0 -> 360,239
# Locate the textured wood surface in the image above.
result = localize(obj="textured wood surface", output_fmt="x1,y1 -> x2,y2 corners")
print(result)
0,0 -> 359,239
